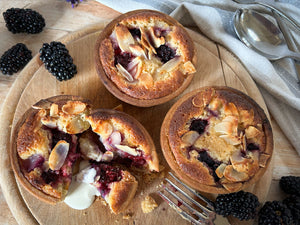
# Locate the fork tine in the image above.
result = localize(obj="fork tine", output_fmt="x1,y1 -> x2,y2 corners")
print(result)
158,191 -> 205,225
165,178 -> 213,215
169,172 -> 214,209
162,184 -> 209,221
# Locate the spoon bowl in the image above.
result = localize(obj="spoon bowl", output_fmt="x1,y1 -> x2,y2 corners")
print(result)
234,8 -> 300,61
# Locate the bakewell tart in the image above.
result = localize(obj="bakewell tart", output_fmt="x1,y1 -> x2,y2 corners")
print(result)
160,86 -> 273,193
11,95 -> 158,213
95,10 -> 196,107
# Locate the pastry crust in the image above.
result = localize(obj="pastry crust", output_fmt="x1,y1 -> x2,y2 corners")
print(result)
105,170 -> 138,214
87,109 -> 159,172
161,86 -> 273,193
12,95 -> 158,210
96,10 -> 196,107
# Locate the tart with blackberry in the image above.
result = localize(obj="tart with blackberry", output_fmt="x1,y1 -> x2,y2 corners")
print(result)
11,95 -> 158,212
160,86 -> 273,193
95,10 -> 196,107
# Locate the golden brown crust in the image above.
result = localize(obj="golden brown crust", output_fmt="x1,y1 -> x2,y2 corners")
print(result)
105,170 -> 138,214
161,86 -> 273,193
12,95 -> 158,209
87,109 -> 159,172
96,10 -> 196,106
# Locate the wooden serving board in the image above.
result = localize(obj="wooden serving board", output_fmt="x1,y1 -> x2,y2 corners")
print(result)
0,22 -> 273,225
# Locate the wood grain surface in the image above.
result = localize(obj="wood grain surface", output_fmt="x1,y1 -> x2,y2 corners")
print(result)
0,1 -> 299,225
3,22 -> 271,225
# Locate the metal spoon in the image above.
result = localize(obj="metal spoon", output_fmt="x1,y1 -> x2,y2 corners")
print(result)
234,8 -> 300,61
232,0 -> 300,31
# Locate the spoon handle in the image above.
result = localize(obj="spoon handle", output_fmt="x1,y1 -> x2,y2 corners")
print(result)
255,1 -> 300,31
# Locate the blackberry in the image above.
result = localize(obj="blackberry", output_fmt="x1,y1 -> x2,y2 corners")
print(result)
39,41 -> 77,81
189,119 -> 208,135
3,8 -> 45,34
280,176 -> 300,196
0,43 -> 32,75
283,195 -> 300,225
258,201 -> 293,225
215,191 -> 259,220
155,44 -> 175,63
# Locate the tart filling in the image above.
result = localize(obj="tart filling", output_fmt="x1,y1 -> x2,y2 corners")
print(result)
99,11 -> 196,100
166,87 -> 273,192
16,98 -> 158,212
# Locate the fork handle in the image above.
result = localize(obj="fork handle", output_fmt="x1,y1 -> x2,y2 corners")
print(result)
254,1 -> 300,31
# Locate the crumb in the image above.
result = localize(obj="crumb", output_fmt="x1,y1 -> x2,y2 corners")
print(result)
123,214 -> 132,220
141,196 -> 158,213
99,198 -> 107,206
83,211 -> 87,215
159,164 -> 165,171
159,171 -> 165,179
113,104 -> 123,111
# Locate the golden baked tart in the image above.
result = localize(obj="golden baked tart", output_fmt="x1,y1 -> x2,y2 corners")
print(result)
161,86 -> 273,193
95,10 -> 196,107
11,95 -> 158,213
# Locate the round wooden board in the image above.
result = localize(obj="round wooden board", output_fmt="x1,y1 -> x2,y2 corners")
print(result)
0,22 -> 273,225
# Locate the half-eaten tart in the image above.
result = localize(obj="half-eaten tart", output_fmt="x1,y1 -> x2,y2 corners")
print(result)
160,86 -> 273,194
95,10 -> 196,107
11,95 -> 158,213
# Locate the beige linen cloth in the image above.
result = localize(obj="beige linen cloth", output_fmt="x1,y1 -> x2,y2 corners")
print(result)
97,0 -> 300,155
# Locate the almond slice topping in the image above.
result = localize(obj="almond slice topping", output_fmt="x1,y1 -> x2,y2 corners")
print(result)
181,61 -> 196,74
49,140 -> 70,171
115,144 -> 139,156
148,27 -> 165,48
115,24 -> 135,52
180,131 -> 200,147
129,44 -> 147,59
116,63 -> 134,82
157,57 -> 181,74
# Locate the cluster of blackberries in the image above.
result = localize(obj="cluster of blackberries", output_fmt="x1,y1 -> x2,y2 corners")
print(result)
214,191 -> 259,221
0,43 -> 32,75
214,176 -> 300,224
39,42 -> 77,81
1,8 -> 45,75
3,8 -> 45,34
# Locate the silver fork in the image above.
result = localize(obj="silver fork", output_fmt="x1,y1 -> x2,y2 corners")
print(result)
158,172 -> 216,225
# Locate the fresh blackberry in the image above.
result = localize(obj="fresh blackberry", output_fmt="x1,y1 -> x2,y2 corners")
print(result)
280,176 -> 300,196
215,191 -> 259,220
39,41 -> 77,81
283,195 -> 300,225
155,44 -> 175,63
189,119 -> 208,135
258,201 -> 293,225
0,43 -> 32,75
3,8 -> 45,34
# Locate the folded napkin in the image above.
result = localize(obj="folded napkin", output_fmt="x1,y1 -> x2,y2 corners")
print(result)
96,0 -> 300,155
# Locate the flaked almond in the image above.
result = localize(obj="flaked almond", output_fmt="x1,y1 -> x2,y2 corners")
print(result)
115,144 -> 139,156
157,57 -> 181,74
49,140 -> 70,171
50,103 -> 59,117
101,151 -> 114,162
245,126 -> 262,140
116,63 -> 134,82
62,101 -> 87,115
215,163 -> 227,178
180,131 -> 199,147
129,44 -> 147,59
181,60 -> 196,74
127,57 -> 143,79
62,117 -> 90,134
223,165 -> 249,182
148,27 -> 165,48
239,109 -> 254,127
115,24 -> 135,52
140,27 -> 156,56
224,102 -> 239,117
259,153 -> 270,167
79,137 -> 103,162
208,98 -> 222,111
41,116 -> 58,129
